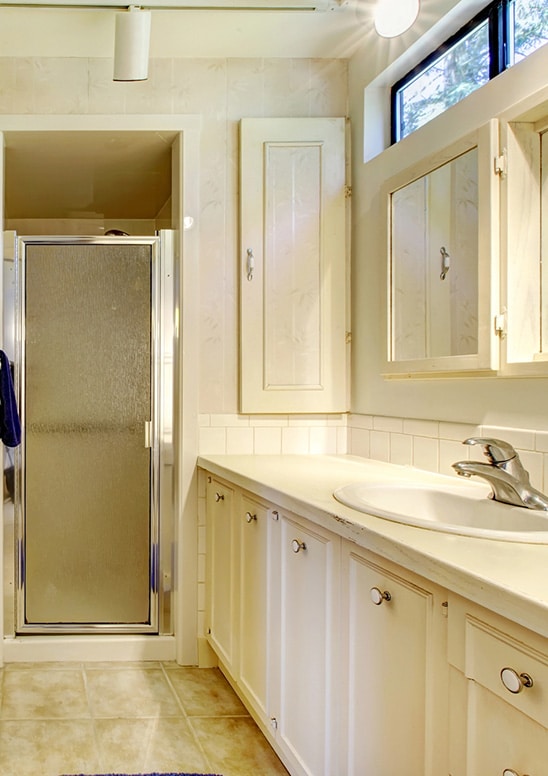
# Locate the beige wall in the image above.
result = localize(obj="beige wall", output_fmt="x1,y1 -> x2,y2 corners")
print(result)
0,54 -> 348,416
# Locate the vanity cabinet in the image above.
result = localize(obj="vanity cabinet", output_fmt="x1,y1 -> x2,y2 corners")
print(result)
205,476 -> 237,673
447,594 -> 548,775
205,477 -> 341,776
341,545 -> 449,776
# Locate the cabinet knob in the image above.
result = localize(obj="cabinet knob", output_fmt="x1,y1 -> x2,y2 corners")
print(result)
245,511 -> 257,523
502,770 -> 530,776
215,492 -> 224,502
500,667 -> 534,694
370,587 -> 391,605
291,538 -> 307,553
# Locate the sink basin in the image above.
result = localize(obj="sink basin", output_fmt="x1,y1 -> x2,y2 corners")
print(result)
333,479 -> 548,542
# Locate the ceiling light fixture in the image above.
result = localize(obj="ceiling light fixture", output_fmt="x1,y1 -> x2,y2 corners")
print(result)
374,0 -> 419,38
113,5 -> 152,82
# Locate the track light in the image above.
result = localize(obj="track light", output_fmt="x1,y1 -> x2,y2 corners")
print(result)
113,5 -> 152,82
374,0 -> 419,38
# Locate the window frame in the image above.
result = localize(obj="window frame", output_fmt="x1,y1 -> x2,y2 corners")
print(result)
391,0 -> 512,144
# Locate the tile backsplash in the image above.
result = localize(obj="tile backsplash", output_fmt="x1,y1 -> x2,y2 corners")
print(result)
199,411 -> 548,492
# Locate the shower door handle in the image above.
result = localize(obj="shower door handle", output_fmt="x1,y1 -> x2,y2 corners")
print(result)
144,421 -> 152,448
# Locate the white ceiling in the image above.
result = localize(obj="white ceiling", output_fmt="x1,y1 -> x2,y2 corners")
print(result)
4,130 -> 176,220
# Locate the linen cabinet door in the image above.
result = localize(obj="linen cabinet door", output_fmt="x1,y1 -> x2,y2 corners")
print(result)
205,476 -> 237,674
343,547 -> 446,776
238,494 -> 272,722
239,117 -> 347,413
272,512 -> 341,776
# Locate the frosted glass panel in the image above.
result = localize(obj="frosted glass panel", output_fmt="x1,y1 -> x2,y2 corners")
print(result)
23,243 -> 152,626
264,143 -> 322,388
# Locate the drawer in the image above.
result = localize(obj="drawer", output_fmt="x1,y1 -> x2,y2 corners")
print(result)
465,615 -> 548,727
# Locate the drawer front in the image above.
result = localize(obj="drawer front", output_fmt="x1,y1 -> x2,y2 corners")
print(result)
465,615 -> 548,727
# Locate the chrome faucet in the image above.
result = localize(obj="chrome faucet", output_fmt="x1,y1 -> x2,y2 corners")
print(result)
452,437 -> 548,511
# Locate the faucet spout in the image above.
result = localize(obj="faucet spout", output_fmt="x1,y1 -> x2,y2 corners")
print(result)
453,438 -> 548,511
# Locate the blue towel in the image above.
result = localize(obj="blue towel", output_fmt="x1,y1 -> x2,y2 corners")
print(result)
0,350 -> 21,447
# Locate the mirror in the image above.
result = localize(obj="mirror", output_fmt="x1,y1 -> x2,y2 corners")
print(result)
391,147 -> 478,361
383,122 -> 499,377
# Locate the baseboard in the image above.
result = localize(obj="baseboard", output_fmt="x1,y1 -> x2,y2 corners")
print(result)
2,634 -> 177,664
198,636 -> 218,667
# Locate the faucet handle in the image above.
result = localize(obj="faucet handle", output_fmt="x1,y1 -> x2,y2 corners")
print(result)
463,437 -> 517,464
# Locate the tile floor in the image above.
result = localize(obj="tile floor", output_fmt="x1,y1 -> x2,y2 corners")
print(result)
0,661 -> 290,776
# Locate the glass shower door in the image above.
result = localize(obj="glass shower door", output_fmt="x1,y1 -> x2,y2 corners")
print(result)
18,238 -> 158,633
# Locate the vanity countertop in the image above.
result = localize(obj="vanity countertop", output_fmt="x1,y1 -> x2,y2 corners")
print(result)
198,453 -> 548,639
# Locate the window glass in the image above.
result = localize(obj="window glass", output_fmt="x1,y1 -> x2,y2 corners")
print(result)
392,0 -> 548,143
512,0 -> 548,62
396,21 -> 490,140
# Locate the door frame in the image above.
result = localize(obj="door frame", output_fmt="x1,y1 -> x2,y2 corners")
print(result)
0,115 -> 201,664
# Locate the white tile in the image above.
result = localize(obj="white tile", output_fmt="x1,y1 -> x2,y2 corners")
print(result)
198,414 -> 211,427
373,415 -> 403,433
480,425 -> 535,452
199,427 -> 226,455
370,430 -> 390,462
389,433 -> 412,466
403,418 -> 440,438
253,427 -> 282,454
348,413 -> 374,430
438,421 -> 480,442
226,427 -> 254,454
336,425 -> 348,454
288,415 -> 329,427
210,413 -> 250,428
281,426 -> 310,454
309,426 -> 338,454
349,428 -> 370,458
198,525 -> 206,555
439,439 -> 469,476
249,415 -> 289,427
535,431 -> 548,452
518,450 -> 544,490
413,436 -> 439,473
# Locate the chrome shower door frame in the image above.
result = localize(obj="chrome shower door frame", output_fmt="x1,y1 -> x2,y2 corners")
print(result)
14,233 -> 174,635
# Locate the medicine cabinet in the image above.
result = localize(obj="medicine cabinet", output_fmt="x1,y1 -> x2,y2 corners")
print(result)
382,120 -> 500,378
499,99 -> 548,375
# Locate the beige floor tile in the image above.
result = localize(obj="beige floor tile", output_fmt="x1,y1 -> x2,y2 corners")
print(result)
0,667 -> 90,720
190,716 -> 290,776
85,665 -> 183,718
164,665 -> 248,717
0,718 -> 98,776
94,716 -> 210,774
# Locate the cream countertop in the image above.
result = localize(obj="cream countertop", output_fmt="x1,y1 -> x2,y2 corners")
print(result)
198,454 -> 548,639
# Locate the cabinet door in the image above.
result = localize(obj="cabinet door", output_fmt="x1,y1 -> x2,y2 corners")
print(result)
238,494 -> 271,720
240,117 -> 347,413
467,682 -> 548,775
272,512 -> 340,776
343,548 -> 444,776
206,477 -> 237,672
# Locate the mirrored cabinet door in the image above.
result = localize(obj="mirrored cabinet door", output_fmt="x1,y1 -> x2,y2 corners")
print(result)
382,121 -> 500,377
499,102 -> 548,375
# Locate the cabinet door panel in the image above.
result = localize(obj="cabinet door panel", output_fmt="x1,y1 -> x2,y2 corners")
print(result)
240,117 -> 347,413
206,478 -> 236,670
239,496 -> 270,719
345,552 -> 433,776
467,682 -> 548,775
276,514 -> 340,776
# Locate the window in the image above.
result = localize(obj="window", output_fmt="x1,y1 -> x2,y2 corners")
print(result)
392,0 -> 548,142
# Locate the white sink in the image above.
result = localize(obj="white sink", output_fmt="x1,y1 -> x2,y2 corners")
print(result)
333,479 -> 548,543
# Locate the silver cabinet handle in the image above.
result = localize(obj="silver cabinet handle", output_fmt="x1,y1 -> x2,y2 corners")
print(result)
215,492 -> 224,502
370,587 -> 392,605
291,539 -> 306,553
502,770 -> 530,776
246,248 -> 254,281
500,667 -> 534,694
245,511 -> 257,523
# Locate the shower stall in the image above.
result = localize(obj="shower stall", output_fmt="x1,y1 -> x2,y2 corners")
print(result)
4,232 -> 175,635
